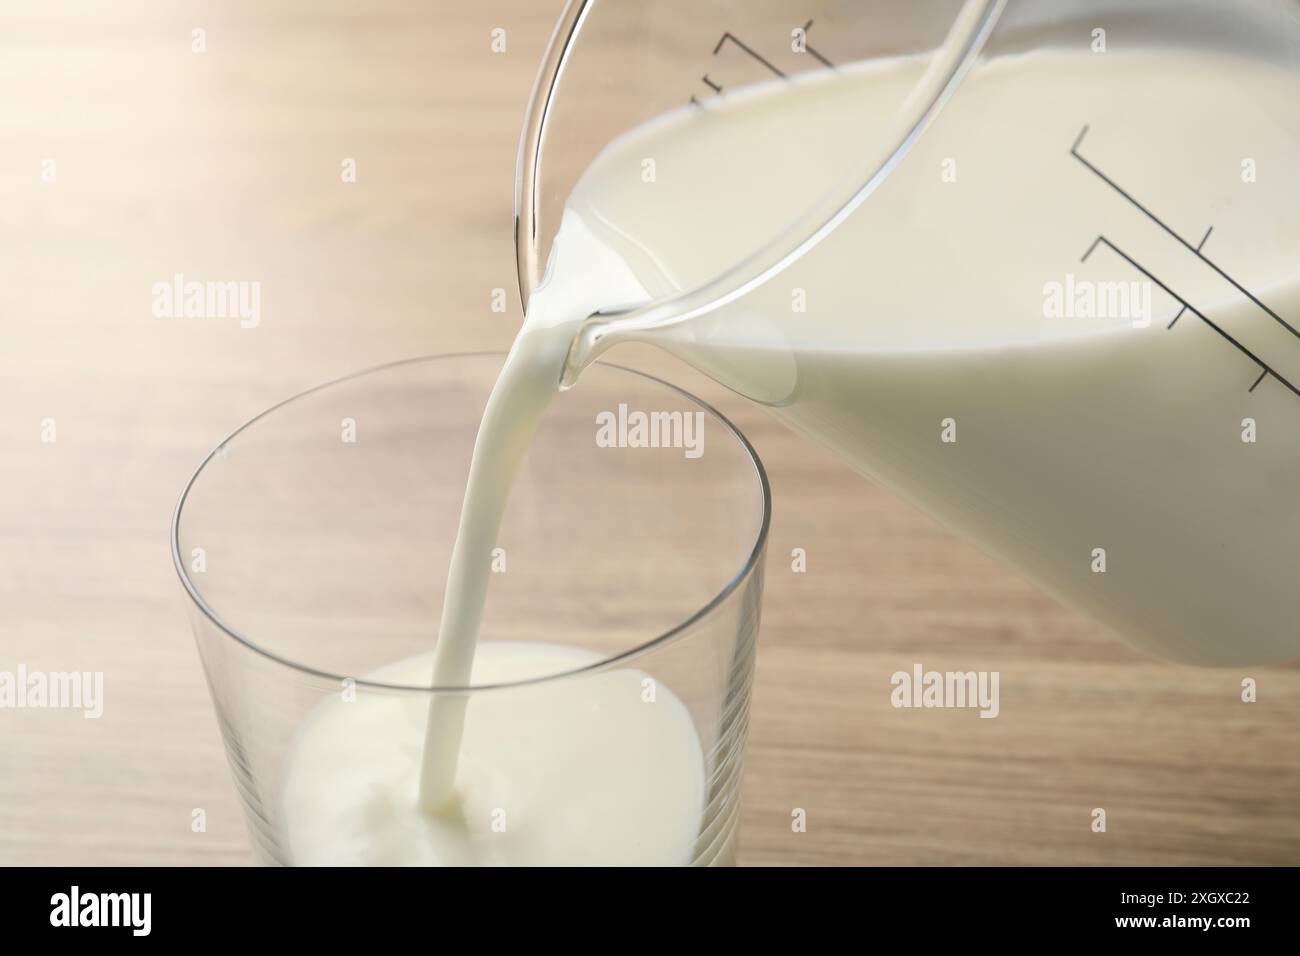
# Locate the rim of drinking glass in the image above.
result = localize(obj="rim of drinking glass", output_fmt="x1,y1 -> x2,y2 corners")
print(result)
171,351 -> 771,694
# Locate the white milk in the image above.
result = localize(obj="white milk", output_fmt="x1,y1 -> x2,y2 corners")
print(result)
283,643 -> 706,866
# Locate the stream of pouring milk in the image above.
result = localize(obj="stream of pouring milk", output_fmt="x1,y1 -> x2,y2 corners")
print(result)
284,47 -> 1300,864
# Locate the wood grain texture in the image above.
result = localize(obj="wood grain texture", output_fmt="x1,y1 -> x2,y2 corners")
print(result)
0,0 -> 1296,866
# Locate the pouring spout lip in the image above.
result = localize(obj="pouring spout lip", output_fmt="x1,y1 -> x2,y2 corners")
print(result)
557,359 -> 582,391
557,311 -> 618,389
557,318 -> 594,390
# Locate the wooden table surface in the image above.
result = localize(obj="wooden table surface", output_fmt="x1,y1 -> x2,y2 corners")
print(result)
1,0 -> 1296,866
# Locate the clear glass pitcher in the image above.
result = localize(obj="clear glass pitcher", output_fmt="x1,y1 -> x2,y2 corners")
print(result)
514,0 -> 1300,666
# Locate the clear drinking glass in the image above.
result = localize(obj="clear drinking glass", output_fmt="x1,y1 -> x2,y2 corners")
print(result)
172,353 -> 769,866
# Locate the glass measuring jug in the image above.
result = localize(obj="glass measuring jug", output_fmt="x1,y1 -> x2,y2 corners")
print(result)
514,0 -> 1300,665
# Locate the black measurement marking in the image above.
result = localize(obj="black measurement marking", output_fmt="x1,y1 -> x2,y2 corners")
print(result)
1071,125 -> 1300,343
1070,125 -> 1090,154
1250,369 -> 1269,393
695,21 -> 833,105
1084,235 -> 1300,398
713,32 -> 787,78
801,20 -> 834,69
1197,225 -> 1213,251
1167,305 -> 1186,329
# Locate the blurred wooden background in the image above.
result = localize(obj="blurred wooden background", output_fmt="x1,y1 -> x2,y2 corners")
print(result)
0,0 -> 1295,866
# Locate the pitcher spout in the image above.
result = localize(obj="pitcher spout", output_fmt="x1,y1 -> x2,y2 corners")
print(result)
558,313 -> 618,390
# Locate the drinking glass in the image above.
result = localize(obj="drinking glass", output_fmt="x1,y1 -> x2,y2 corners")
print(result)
172,353 -> 769,866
